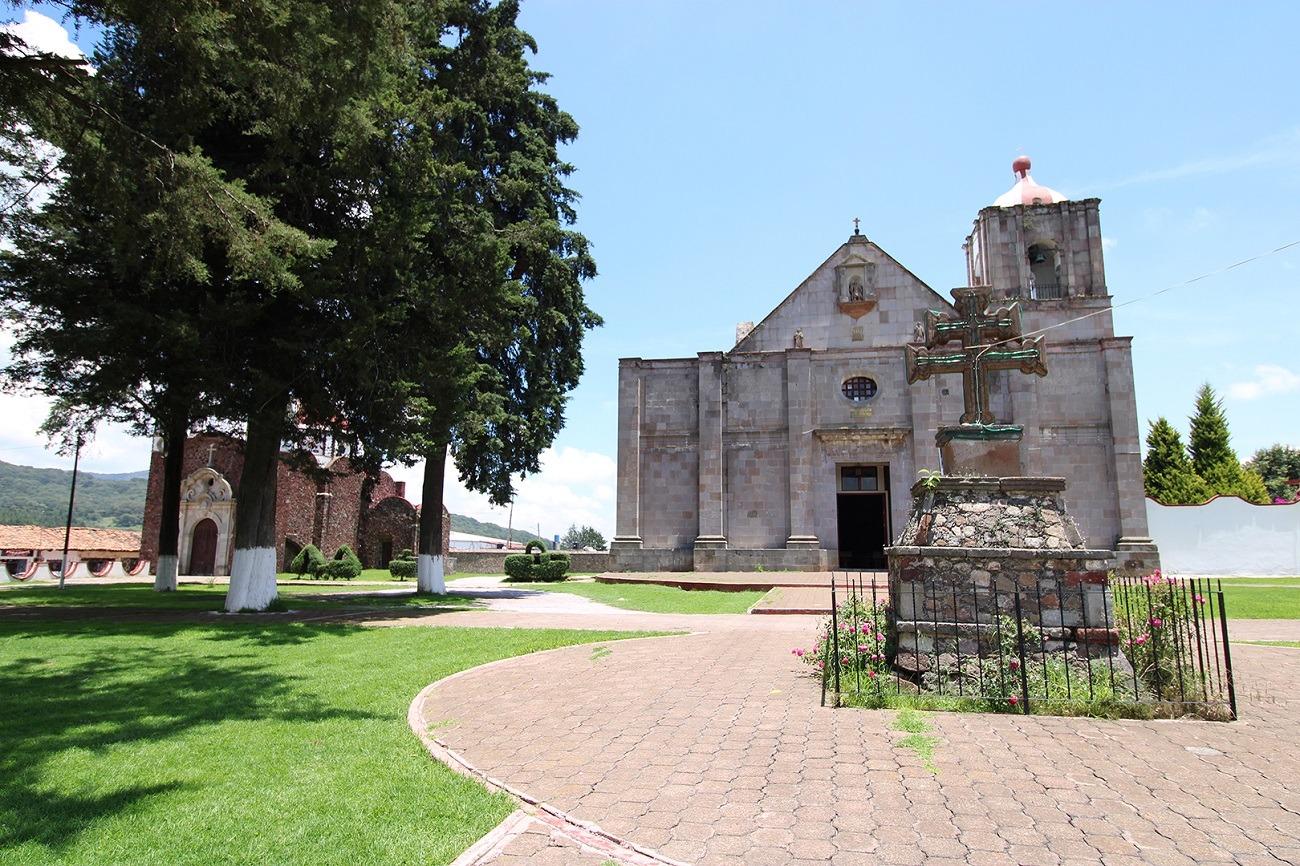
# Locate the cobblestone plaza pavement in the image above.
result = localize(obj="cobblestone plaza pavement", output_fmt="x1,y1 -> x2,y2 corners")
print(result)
399,598 -> 1300,866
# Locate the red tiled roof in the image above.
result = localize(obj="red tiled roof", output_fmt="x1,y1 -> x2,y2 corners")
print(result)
0,525 -> 142,553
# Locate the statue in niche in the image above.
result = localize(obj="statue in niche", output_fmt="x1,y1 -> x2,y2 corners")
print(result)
848,277 -> 865,302
793,328 -> 804,348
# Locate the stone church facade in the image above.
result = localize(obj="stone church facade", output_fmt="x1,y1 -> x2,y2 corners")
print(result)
611,157 -> 1155,572
141,432 -> 443,576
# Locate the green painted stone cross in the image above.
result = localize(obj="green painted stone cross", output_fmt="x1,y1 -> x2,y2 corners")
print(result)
905,286 -> 1047,425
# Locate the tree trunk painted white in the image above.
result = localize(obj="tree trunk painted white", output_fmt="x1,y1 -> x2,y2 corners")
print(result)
225,547 -> 278,611
154,554 -> 178,592
417,554 -> 445,595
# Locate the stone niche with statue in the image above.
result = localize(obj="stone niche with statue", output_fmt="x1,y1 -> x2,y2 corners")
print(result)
886,286 -> 1118,670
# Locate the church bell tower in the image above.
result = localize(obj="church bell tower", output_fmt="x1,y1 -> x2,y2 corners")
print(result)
963,156 -> 1108,308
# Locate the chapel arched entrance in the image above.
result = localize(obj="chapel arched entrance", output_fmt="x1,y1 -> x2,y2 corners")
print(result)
189,519 -> 219,575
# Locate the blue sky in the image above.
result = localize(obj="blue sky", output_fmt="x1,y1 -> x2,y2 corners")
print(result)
3,1 -> 1299,540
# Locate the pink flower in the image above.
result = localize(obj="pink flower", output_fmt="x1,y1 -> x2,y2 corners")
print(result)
1149,617 -> 1163,628
841,657 -> 851,665
792,648 -> 804,657
816,661 -> 824,670
1008,696 -> 1018,706
1009,660 -> 1019,671
857,645 -> 869,653
1194,594 -> 1206,605
875,633 -> 885,642
1136,634 -> 1148,646
867,670 -> 877,678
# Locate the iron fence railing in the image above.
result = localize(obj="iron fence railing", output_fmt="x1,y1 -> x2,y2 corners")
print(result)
817,572 -> 1236,720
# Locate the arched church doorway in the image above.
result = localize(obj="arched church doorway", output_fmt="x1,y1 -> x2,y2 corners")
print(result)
836,464 -> 891,569
189,519 -> 219,575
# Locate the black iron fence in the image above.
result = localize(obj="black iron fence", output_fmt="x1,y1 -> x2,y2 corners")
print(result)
814,572 -> 1236,720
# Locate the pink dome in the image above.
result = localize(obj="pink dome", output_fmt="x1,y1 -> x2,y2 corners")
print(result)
994,155 -> 1066,207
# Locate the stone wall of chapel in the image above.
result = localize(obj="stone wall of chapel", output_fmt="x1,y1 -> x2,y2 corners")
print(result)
275,462 -> 319,565
724,445 -> 790,548
642,363 -> 698,433
721,359 -> 787,431
640,449 -> 698,548
631,360 -> 701,549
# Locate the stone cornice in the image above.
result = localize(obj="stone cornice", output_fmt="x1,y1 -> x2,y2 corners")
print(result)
813,426 -> 913,449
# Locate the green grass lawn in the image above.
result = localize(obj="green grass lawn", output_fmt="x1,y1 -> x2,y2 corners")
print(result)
1215,576 -> 1300,587
1215,585 -> 1300,619
0,619 -> 656,865
0,583 -> 470,612
0,579 -> 766,615
527,580 -> 765,614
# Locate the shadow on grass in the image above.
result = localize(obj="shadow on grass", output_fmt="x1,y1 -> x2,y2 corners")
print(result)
0,619 -> 372,853
0,782 -> 186,853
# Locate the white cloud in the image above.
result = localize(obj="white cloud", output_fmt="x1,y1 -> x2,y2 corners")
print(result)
385,445 -> 618,542
1227,364 -> 1300,401
1101,236 -> 1118,250
3,10 -> 86,60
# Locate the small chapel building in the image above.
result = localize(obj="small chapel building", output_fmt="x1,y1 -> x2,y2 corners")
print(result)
140,432 -> 441,576
610,157 -> 1156,572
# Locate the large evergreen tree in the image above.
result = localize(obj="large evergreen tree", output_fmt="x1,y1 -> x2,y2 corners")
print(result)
1142,417 -> 1210,504
1187,383 -> 1268,503
2,1 -> 597,608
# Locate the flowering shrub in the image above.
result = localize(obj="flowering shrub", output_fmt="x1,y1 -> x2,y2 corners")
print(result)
794,594 -> 893,694
1115,570 -> 1207,702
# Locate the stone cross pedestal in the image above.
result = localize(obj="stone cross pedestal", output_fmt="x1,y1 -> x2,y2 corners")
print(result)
887,287 -> 1123,676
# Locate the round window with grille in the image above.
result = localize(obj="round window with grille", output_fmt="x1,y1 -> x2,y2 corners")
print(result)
841,376 -> 878,402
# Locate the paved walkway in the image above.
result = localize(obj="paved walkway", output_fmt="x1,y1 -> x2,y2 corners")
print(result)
398,598 -> 1300,866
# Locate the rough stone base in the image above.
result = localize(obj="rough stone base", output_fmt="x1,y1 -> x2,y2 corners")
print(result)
608,546 -> 831,573
887,474 -> 1118,661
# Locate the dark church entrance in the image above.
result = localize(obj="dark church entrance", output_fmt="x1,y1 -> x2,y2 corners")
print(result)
189,519 -> 218,575
836,464 -> 891,569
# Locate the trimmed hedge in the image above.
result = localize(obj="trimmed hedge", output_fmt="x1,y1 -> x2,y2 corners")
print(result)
389,548 -> 417,581
324,544 -> 362,580
503,543 -> 569,582
288,543 -> 327,578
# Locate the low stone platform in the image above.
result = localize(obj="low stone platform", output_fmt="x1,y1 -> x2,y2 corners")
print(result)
595,571 -> 885,592
596,571 -> 887,616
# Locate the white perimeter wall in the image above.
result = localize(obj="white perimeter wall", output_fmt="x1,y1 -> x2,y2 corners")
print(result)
1147,497 -> 1300,575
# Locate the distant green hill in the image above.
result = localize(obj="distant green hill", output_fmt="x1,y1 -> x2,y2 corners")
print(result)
449,513 -> 553,543
0,459 -> 148,530
0,458 -> 550,540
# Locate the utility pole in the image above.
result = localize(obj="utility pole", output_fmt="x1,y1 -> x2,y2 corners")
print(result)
58,431 -> 83,590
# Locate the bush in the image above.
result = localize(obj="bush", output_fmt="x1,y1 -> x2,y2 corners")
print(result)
325,544 -> 362,580
503,553 -> 535,582
503,547 -> 570,582
388,548 -> 417,581
288,543 -> 327,578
